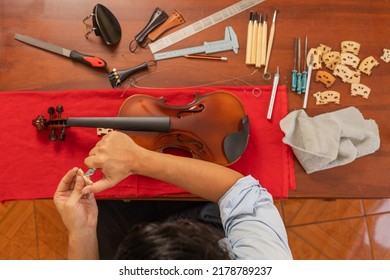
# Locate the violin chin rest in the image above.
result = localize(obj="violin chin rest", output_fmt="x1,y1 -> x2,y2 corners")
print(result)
223,115 -> 250,164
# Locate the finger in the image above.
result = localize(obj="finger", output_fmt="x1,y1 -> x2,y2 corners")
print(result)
67,176 -> 86,207
81,177 -> 115,195
56,167 -> 79,193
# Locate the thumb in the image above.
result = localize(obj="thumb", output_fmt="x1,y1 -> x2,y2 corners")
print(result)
81,177 -> 115,195
67,176 -> 85,206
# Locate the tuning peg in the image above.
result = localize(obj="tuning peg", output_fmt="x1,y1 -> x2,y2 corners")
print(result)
48,107 -> 55,119
56,105 -> 64,118
49,128 -> 58,141
60,127 -> 66,141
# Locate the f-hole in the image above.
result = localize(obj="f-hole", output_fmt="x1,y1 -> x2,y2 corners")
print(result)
177,104 -> 205,119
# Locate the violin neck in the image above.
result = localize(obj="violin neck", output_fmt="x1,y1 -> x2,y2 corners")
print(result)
66,117 -> 171,132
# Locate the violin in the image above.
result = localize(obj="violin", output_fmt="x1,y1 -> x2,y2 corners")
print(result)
32,91 -> 249,166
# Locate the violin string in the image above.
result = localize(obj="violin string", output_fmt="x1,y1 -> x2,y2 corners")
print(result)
116,67 -> 263,98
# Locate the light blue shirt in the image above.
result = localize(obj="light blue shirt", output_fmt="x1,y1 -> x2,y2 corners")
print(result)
218,175 -> 293,260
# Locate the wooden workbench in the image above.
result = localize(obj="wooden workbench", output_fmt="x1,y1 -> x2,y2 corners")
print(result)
1,0 -> 389,198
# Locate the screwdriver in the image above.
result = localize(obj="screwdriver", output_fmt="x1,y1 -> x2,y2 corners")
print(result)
301,35 -> 308,93
296,37 -> 302,94
291,37 -> 297,92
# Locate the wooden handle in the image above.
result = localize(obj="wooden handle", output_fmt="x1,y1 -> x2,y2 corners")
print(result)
245,21 -> 253,65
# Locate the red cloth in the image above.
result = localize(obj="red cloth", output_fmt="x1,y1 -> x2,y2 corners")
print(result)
0,86 -> 295,201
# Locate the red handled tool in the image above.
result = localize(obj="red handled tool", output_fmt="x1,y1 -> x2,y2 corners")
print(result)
14,33 -> 107,69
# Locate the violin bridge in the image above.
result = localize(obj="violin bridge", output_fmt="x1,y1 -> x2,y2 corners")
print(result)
97,128 -> 114,136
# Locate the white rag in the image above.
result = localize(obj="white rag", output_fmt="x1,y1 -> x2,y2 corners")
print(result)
280,107 -> 380,174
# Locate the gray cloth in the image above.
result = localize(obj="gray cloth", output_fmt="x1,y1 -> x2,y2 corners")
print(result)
280,107 -> 380,174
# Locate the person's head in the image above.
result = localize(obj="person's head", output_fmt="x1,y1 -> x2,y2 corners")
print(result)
115,219 -> 231,259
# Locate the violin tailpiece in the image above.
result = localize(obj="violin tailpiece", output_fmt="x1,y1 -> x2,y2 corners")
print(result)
107,61 -> 150,88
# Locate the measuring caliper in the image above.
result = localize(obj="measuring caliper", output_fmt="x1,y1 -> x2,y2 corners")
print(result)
153,26 -> 239,61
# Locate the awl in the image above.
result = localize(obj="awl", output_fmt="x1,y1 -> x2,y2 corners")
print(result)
14,33 -> 107,69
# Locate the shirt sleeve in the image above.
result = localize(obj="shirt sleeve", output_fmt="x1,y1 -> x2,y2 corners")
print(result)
218,175 -> 293,260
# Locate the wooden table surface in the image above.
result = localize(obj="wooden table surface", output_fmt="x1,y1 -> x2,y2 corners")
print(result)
1,0 -> 389,198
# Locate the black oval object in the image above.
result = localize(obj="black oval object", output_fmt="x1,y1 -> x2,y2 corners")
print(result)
93,4 -> 122,45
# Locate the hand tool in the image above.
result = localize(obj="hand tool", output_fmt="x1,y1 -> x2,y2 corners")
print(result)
148,0 -> 267,53
260,13 -> 268,67
303,54 -> 313,109
296,37 -> 302,94
14,33 -> 107,69
267,67 -> 280,120
301,35 -> 308,93
291,37 -> 297,91
84,168 -> 96,177
245,11 -> 254,65
263,9 -> 278,80
250,12 -> 258,65
255,13 -> 263,68
153,26 -> 238,61
184,54 -> 228,61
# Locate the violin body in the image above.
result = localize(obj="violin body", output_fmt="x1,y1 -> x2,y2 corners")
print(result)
33,91 -> 249,166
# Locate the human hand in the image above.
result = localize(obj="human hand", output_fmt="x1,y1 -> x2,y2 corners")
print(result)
83,131 -> 145,194
54,167 -> 98,236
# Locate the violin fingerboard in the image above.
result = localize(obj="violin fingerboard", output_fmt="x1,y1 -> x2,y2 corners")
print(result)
97,128 -> 114,136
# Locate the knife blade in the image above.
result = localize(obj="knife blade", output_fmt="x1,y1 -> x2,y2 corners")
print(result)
14,33 -> 107,69
84,168 -> 96,177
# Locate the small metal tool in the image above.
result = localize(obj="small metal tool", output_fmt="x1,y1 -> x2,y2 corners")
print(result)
84,168 -> 96,177
263,9 -> 278,80
296,37 -> 302,94
14,33 -> 107,69
301,35 -> 308,93
291,37 -> 298,92
303,54 -> 313,109
153,26 -> 239,61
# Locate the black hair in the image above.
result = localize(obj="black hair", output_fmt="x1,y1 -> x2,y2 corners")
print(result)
115,219 -> 232,260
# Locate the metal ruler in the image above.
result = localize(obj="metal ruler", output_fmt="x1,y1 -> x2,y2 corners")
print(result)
148,0 -> 267,53
154,26 -> 238,61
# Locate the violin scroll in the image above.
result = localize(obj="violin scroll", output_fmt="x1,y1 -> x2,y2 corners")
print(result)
32,105 -> 67,141
32,115 -> 47,131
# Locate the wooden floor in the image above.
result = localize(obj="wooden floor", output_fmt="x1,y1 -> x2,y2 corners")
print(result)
1,198 -> 390,259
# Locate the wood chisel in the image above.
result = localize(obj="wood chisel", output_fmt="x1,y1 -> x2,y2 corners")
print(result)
250,12 -> 258,65
245,11 -> 254,65
255,14 -> 263,68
